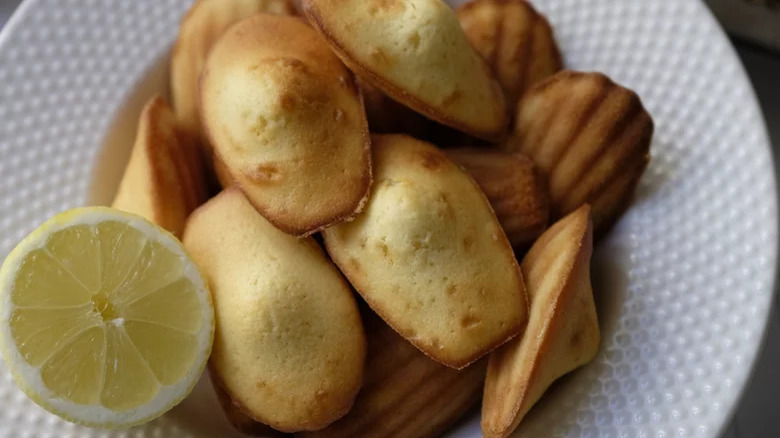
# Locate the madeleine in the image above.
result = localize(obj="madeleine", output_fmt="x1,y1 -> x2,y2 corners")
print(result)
445,148 -> 549,247
183,188 -> 366,433
200,14 -> 372,235
482,205 -> 600,438
170,0 -> 295,147
304,0 -> 507,141
112,95 -> 206,237
457,0 -> 562,113
323,134 -> 527,369
302,312 -> 486,438
502,70 -> 653,236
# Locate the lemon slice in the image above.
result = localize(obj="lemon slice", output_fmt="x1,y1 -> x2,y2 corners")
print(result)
0,207 -> 214,428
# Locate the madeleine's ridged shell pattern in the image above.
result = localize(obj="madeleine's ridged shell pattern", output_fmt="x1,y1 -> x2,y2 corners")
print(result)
457,0 -> 562,114
301,314 -> 486,438
502,70 -> 652,235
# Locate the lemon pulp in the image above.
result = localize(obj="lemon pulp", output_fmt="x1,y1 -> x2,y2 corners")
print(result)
7,219 -> 205,412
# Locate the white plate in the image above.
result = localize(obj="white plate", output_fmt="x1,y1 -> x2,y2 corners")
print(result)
0,0 -> 776,437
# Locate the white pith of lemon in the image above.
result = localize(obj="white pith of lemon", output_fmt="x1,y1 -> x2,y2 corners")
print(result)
0,207 -> 214,428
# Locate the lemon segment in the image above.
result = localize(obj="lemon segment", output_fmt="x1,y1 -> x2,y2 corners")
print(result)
12,249 -> 93,308
45,224 -> 102,294
40,326 -> 105,405
101,322 -> 160,411
10,304 -> 100,366
0,207 -> 214,428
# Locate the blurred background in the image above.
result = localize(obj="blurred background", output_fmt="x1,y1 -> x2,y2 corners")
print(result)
0,0 -> 778,437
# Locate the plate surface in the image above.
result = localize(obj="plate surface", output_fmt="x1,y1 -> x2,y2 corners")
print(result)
0,0 -> 776,437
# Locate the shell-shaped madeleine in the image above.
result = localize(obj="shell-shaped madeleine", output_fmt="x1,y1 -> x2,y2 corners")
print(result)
502,70 -> 653,236
170,0 -> 295,145
112,96 -> 207,237
183,188 -> 366,433
457,0 -> 562,114
323,134 -> 527,369
445,149 -> 549,247
200,14 -> 372,236
303,0 -> 508,141
301,312 -> 486,438
482,205 -> 600,438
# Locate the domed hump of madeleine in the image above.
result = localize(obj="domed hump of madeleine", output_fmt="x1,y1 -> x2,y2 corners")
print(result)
183,188 -> 366,433
304,0 -> 508,141
200,14 -> 372,236
323,134 -> 528,369
170,0 -> 296,148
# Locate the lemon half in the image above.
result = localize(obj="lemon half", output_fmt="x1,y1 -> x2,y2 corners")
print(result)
0,207 -> 214,428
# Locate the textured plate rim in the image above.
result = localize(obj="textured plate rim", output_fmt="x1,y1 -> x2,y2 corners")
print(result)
690,2 -> 780,435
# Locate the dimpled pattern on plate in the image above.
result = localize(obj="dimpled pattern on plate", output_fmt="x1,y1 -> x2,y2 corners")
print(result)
0,0 -> 776,437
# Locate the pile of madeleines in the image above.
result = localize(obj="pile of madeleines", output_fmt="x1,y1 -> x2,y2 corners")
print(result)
111,0 -> 653,436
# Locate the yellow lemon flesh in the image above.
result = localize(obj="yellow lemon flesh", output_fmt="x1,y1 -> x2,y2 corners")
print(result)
0,207 -> 214,428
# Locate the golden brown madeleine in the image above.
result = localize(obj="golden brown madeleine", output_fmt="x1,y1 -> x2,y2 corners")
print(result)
301,312 -> 487,438
200,14 -> 372,236
502,70 -> 653,236
183,188 -> 366,433
457,0 -> 562,114
323,134 -> 527,369
170,0 -> 295,147
168,128 -> 209,214
446,149 -> 549,247
482,205 -> 599,438
112,95 -> 206,237
303,0 -> 508,141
